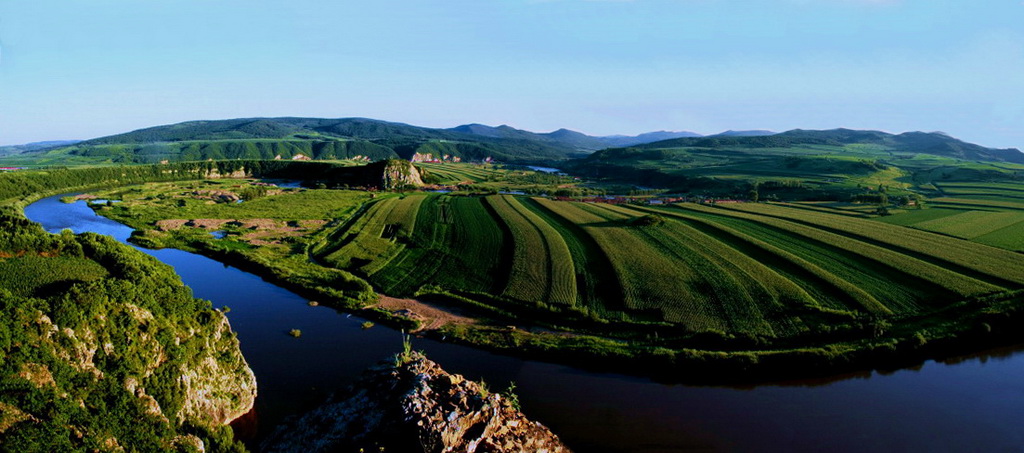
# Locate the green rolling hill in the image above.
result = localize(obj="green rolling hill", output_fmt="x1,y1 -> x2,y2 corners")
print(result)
569,128 -> 1024,200
6,118 -> 701,166
6,120 -> 1021,205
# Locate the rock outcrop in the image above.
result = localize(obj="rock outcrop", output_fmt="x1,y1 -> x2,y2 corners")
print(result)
176,313 -> 257,426
378,158 -> 425,189
0,223 -> 256,451
262,352 -> 570,453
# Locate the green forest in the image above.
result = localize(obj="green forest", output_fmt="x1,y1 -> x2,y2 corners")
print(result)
0,213 -> 251,451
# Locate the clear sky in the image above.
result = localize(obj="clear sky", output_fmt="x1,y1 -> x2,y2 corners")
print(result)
1,1 -> 1022,149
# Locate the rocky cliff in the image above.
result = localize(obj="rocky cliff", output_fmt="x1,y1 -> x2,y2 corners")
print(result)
379,158 -> 425,189
0,222 -> 256,452
261,351 -> 570,453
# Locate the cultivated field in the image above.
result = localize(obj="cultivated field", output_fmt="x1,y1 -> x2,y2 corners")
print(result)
90,180 -> 1024,356
878,180 -> 1024,252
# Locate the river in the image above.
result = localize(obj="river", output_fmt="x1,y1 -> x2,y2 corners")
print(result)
25,194 -> 1024,452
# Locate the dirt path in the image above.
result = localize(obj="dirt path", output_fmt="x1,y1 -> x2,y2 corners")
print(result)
373,295 -> 477,332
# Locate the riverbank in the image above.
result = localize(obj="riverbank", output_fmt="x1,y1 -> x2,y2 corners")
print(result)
114,208 -> 1024,385
59,179 -> 1024,385
25,192 -> 1024,452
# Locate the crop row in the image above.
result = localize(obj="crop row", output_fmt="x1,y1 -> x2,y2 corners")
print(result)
696,204 -> 994,309
722,203 -> 1024,288
524,198 -> 626,318
537,199 -> 730,331
911,210 -> 1024,239
590,203 -> 822,337
936,182 -> 1024,194
876,207 -> 964,227
320,197 -> 402,271
929,197 -> 1024,211
433,197 -> 507,293
416,163 -> 496,183
355,195 -> 445,294
486,195 -> 577,306
974,222 -> 1024,252
776,202 -> 873,218
0,256 -> 110,298
315,193 -> 1023,340
383,194 -> 426,239
665,204 -> 923,314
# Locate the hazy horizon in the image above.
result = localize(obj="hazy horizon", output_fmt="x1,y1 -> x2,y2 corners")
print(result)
1,1 -> 1022,149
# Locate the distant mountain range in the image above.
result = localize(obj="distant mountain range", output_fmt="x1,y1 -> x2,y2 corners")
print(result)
449,124 -> 710,150
0,140 -> 81,156
631,128 -> 1024,164
83,118 -> 724,153
711,130 -> 776,137
3,117 -> 1020,166
4,117 -> 776,164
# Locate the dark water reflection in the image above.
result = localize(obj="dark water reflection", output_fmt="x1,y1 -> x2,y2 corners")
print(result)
25,194 -> 1024,452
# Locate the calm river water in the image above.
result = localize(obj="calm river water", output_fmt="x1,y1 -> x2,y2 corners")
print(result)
25,194 -> 1024,452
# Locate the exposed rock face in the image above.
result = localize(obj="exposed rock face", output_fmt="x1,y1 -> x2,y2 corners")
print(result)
1,204 -> 255,451
5,305 -> 255,447
203,167 -> 250,179
177,313 -> 257,426
379,159 -> 425,189
262,352 -> 570,453
30,307 -> 256,426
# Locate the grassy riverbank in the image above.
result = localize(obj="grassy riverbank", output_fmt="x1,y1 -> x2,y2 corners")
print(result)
75,175 -> 1024,383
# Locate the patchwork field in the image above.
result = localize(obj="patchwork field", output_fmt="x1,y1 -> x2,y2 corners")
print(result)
91,180 -> 1024,353
878,180 -> 1024,252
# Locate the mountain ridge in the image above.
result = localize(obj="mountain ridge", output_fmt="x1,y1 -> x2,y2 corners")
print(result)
7,117 -> 1021,166
0,140 -> 82,156
632,127 -> 1024,164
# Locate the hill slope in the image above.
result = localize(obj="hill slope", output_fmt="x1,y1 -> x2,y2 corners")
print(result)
9,118 -> 717,166
17,118 -> 582,165
636,128 -> 1024,163
16,118 -> 706,166
0,140 -> 81,156
569,128 -> 1024,199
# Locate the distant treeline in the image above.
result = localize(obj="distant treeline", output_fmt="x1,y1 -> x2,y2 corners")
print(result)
0,160 -> 395,206
69,140 -> 397,164
72,117 -> 578,163
61,138 -> 561,165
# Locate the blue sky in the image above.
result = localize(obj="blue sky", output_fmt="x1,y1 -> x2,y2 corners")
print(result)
1,0 -> 1022,148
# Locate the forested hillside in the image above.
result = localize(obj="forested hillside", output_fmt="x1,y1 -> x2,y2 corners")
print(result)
5,117 -> 746,167
570,129 -> 1024,199
13,118 -> 586,165
0,200 -> 254,451
0,160 -> 417,451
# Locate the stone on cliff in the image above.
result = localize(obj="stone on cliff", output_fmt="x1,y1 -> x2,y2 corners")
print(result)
379,159 -> 425,190
261,352 -> 570,453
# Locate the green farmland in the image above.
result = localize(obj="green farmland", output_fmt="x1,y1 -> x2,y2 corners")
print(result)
878,180 -> 1024,252
89,180 -> 1024,375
